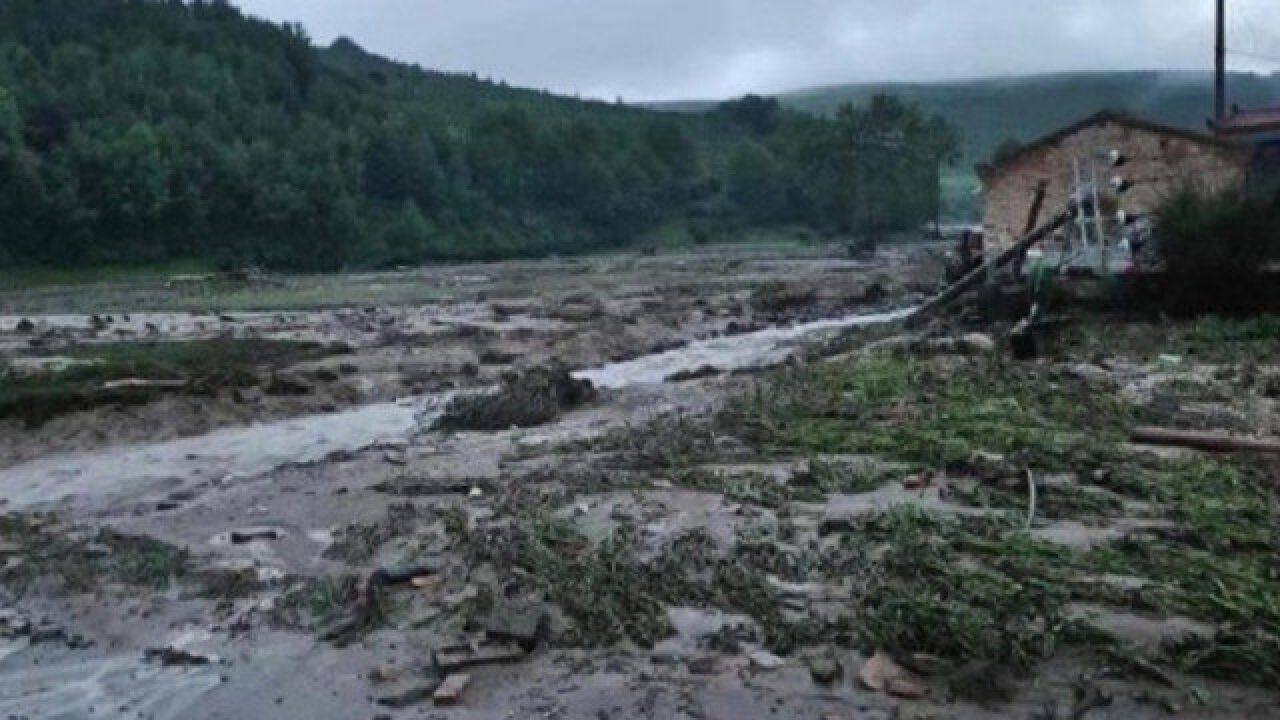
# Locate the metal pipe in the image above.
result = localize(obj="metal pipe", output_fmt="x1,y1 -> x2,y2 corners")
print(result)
1216,0 -> 1227,123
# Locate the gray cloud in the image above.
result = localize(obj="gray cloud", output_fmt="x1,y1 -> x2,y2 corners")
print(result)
235,0 -> 1280,102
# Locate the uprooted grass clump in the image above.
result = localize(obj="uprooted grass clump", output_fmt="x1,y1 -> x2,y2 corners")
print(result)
435,364 -> 596,432
492,515 -> 700,648
852,507 -> 1082,669
590,411 -> 733,471
0,515 -> 190,593
1,338 -> 339,427
723,352 -> 1133,473
1075,455 -> 1280,685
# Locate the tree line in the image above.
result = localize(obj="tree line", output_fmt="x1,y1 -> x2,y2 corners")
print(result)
0,0 -> 958,272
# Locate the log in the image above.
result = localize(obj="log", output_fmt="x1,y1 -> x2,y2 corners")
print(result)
910,210 -> 1071,325
1131,426 -> 1280,454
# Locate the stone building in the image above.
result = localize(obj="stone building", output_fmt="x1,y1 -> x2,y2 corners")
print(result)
977,111 -> 1249,256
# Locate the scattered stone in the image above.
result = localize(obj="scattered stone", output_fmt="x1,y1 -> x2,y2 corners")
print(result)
860,652 -> 926,699
144,647 -> 211,667
383,450 -> 407,466
748,650 -> 787,672
806,649 -> 843,685
369,665 -> 400,684
433,673 -> 470,706
961,332 -> 996,354
14,318 -> 35,334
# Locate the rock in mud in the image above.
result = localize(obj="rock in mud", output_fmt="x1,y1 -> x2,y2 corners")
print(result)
860,652 -> 927,699
748,650 -> 787,672
433,673 -> 471,706
369,665 -> 400,684
961,332 -> 996,354
144,647 -> 212,667
229,528 -> 280,544
665,365 -> 722,383
485,602 -> 550,650
806,649 -> 843,685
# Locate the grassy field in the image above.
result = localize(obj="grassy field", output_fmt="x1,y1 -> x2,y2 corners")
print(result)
1,338 -> 337,426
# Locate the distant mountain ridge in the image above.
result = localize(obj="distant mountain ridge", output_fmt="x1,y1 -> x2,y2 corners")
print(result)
654,71 -> 1280,165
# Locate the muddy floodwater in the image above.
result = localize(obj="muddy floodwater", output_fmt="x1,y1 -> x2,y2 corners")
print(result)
2,245 -> 1276,720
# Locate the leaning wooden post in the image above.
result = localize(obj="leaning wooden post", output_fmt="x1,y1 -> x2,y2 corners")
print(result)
910,209 -> 1070,325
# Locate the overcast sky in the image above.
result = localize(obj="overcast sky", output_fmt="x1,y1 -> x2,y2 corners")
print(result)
235,0 -> 1280,103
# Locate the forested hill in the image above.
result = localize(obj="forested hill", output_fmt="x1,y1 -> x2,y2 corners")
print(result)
0,0 -> 955,271
659,71 -> 1280,165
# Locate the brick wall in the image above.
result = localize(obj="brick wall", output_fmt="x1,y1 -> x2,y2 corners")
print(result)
980,119 -> 1248,251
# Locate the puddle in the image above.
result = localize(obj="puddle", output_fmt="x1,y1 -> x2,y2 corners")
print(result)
576,307 -> 915,389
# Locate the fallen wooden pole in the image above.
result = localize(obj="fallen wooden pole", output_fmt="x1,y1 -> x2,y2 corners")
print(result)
910,210 -> 1071,325
1131,426 -> 1280,454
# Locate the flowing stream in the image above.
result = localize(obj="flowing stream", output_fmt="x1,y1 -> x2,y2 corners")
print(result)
0,307 -> 913,510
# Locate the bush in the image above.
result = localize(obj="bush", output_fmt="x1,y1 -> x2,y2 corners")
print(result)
1155,189 -> 1280,315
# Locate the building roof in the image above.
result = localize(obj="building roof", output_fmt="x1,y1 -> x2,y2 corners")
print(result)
976,110 -> 1240,179
1213,107 -> 1280,136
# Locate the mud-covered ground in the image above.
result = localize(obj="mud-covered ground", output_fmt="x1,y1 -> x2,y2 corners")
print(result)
2,244 -> 1279,719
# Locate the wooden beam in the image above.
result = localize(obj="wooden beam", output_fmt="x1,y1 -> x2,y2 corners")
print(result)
1132,426 -> 1280,454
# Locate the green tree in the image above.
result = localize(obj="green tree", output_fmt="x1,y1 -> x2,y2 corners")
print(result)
727,143 -> 786,224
